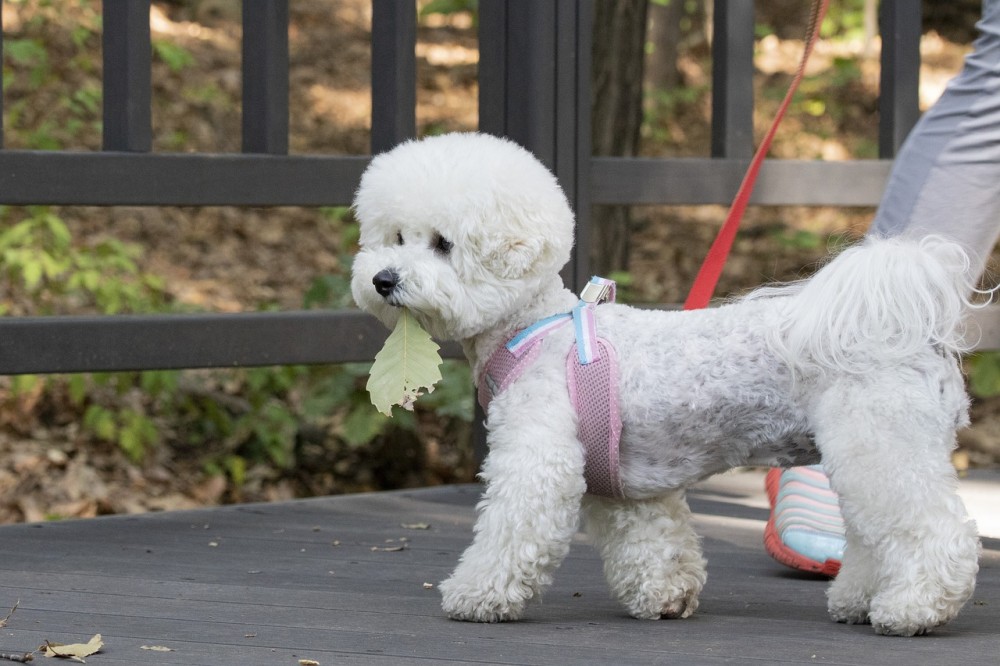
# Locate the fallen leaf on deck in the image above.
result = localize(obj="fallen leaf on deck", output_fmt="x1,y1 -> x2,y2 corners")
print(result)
298,660 -> 321,666
400,522 -> 430,530
140,645 -> 174,652
370,544 -> 407,552
41,634 -> 103,662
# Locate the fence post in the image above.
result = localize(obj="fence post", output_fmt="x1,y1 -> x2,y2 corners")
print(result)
371,0 -> 417,154
242,0 -> 290,155
1,8 -> 4,149
711,0 -> 755,159
878,0 -> 921,158
102,1 -> 152,152
478,0 -> 592,288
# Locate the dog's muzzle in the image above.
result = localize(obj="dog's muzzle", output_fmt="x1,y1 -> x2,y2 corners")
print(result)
373,269 -> 401,298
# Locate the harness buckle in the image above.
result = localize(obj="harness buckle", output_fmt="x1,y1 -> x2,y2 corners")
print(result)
579,277 -> 614,304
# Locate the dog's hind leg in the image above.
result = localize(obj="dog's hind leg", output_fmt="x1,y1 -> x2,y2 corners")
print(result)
582,492 -> 706,619
439,405 -> 587,622
811,374 -> 980,636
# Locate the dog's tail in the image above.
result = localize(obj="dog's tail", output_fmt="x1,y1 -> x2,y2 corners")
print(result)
758,235 -> 985,375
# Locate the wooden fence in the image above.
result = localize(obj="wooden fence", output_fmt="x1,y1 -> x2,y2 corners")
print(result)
1,0 -> 996,380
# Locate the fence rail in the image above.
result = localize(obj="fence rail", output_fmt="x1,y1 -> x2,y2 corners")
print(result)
1,0 -> 995,380
0,150 -> 366,206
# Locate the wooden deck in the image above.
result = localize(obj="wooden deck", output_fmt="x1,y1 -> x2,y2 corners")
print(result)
0,469 -> 996,666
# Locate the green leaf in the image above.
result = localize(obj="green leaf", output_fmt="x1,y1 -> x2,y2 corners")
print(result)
367,309 -> 443,416
341,403 -> 388,447
4,38 -> 47,68
67,375 -> 88,405
22,259 -> 43,290
967,352 -> 1000,398
152,40 -> 195,73
83,405 -> 117,441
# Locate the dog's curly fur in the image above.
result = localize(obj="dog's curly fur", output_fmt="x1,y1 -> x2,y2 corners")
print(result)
350,132 -> 982,636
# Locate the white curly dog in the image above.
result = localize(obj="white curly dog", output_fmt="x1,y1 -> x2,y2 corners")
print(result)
350,132 -> 982,636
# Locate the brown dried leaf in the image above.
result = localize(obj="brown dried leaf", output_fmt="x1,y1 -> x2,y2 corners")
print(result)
41,634 -> 103,662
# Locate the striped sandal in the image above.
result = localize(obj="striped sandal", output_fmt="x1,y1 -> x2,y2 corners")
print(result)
764,465 -> 844,577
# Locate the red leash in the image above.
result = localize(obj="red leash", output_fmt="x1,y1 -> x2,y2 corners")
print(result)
683,0 -> 831,310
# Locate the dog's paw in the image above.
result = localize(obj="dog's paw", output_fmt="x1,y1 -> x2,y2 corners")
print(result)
826,580 -> 871,625
619,563 -> 705,621
438,575 -> 528,623
657,591 -> 700,620
864,524 -> 978,636
867,584 -> 970,637
868,605 -> 938,637
827,601 -> 871,626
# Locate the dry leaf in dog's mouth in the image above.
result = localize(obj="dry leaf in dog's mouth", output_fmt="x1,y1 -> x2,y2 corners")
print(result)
367,308 -> 442,416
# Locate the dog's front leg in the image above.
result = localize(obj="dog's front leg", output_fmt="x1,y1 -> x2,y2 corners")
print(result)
440,399 -> 586,622
583,492 -> 706,619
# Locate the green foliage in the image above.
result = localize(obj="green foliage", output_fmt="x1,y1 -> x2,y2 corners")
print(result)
771,228 -> 824,251
606,271 -> 636,304
642,85 -> 706,144
304,211 -> 359,310
0,207 -> 167,315
83,405 -> 159,463
4,37 -> 49,86
152,40 -> 196,73
420,0 -> 478,19
965,352 -> 1000,399
420,360 -> 474,420
3,4 -> 103,150
820,0 -> 869,40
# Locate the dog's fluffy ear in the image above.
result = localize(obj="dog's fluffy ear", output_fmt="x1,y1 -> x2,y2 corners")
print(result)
477,234 -> 549,280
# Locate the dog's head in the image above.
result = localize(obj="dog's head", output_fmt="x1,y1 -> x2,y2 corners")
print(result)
350,133 -> 575,340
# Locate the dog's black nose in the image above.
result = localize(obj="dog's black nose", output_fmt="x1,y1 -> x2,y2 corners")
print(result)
373,269 -> 400,298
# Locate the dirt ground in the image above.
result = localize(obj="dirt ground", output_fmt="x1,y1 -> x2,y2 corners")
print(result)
0,0 -> 996,524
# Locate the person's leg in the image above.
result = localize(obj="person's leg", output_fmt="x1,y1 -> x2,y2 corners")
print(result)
872,0 -> 1000,267
768,0 -> 1000,575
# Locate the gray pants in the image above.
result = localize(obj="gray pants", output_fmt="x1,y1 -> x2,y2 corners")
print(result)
871,0 -> 1000,279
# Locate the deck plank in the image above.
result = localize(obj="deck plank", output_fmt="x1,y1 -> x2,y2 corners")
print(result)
0,470 -> 997,665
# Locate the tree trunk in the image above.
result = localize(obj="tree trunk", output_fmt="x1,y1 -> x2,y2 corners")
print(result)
590,0 -> 649,277
645,0 -> 684,92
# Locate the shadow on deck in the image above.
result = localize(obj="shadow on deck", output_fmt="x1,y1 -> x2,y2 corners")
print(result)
0,468 -> 997,665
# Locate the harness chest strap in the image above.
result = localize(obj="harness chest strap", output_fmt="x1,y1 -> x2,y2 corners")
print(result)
477,277 -> 624,498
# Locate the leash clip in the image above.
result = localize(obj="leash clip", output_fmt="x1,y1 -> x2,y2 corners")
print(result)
579,276 -> 615,305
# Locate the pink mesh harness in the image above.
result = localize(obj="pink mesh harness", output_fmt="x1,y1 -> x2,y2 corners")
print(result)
477,277 -> 624,498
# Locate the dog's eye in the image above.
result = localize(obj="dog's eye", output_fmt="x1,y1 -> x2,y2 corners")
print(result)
396,231 -> 404,246
434,234 -> 453,256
